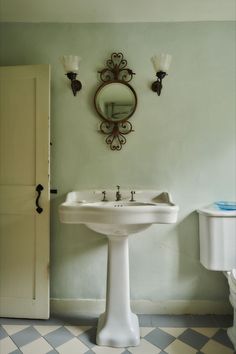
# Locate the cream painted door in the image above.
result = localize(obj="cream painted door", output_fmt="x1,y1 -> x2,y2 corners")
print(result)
0,65 -> 50,319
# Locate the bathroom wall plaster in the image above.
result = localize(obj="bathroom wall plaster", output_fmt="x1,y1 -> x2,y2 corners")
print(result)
0,21 -> 235,312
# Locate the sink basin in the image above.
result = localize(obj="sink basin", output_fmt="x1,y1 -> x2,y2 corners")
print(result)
59,190 -> 178,236
59,189 -> 179,348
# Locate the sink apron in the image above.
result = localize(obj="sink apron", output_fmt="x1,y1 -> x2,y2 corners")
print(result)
96,235 -> 140,347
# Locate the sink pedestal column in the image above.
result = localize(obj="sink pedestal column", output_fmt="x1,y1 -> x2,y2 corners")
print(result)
96,235 -> 140,347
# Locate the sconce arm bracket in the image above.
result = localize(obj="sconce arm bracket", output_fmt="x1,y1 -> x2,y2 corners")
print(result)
151,71 -> 167,96
66,72 -> 82,96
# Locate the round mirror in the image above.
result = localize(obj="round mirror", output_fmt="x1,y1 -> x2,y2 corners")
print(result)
94,81 -> 137,122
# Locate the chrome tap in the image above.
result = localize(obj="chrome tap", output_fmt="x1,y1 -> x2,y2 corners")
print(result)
130,191 -> 136,202
116,185 -> 122,201
101,191 -> 107,201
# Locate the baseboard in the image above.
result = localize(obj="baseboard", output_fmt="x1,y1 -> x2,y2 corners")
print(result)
50,298 -> 232,317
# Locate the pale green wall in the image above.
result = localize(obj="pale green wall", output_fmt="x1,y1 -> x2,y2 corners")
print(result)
1,22 -> 235,306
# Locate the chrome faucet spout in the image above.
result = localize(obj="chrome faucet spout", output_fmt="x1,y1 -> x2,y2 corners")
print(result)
116,185 -> 122,201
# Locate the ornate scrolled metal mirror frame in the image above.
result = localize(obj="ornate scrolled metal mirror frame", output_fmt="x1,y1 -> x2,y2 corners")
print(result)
94,52 -> 137,150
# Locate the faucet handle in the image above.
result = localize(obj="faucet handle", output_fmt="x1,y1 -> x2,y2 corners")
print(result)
102,191 -> 107,201
130,191 -> 136,202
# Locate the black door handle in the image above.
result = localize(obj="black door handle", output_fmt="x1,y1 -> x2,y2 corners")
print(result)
36,184 -> 44,214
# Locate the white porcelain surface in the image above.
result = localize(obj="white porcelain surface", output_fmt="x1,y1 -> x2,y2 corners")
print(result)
198,204 -> 236,270
198,204 -> 236,350
59,189 -> 179,347
59,190 -> 178,236
96,235 -> 140,347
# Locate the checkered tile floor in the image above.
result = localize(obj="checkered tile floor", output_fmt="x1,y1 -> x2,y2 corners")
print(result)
0,315 -> 235,354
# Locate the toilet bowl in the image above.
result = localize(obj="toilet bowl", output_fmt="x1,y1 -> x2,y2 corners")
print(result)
198,203 -> 236,349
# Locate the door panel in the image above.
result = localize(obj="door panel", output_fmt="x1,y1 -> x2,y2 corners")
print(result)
0,214 -> 35,298
0,65 -> 50,319
0,78 -> 36,185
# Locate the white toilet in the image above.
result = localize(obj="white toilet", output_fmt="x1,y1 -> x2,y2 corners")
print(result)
198,203 -> 236,349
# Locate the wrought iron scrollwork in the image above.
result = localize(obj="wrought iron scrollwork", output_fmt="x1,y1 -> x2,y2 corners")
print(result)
95,52 -> 137,151
100,120 -> 133,151
99,53 -> 135,83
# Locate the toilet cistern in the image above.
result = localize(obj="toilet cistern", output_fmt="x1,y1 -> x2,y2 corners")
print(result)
59,189 -> 179,347
198,203 -> 236,349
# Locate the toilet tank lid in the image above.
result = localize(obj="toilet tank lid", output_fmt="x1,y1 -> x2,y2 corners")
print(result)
197,203 -> 236,217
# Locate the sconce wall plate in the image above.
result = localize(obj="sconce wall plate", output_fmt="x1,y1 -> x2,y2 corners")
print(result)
94,53 -> 137,151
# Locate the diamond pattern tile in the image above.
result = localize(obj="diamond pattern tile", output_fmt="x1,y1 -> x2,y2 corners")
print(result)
44,326 -> 74,347
178,328 -> 209,350
192,327 -> 219,338
165,339 -> 196,354
140,327 -> 156,337
0,326 -> 8,340
33,325 -> 61,336
159,327 -> 186,337
78,326 -> 97,348
0,336 -> 17,354
92,344 -> 124,353
20,337 -> 53,354
144,328 -> 175,350
0,315 -> 235,354
212,328 -> 235,349
56,337 -> 89,354
65,325 -> 92,336
11,326 -> 41,347
201,339 -> 235,354
2,325 -> 30,336
128,338 -> 162,354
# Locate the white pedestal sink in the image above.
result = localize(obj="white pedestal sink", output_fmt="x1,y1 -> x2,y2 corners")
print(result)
59,189 -> 179,347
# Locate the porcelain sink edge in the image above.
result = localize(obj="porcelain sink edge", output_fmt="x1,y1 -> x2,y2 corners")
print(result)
59,190 -> 179,227
64,190 -> 175,204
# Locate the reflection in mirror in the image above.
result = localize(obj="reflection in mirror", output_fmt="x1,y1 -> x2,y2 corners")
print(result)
95,83 -> 136,122
94,52 -> 137,150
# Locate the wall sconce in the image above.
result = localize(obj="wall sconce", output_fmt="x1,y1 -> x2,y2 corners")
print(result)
151,54 -> 172,96
61,55 -> 82,96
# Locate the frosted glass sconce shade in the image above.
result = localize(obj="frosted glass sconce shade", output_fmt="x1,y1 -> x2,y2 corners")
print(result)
61,55 -> 82,96
62,55 -> 81,73
151,53 -> 172,96
151,54 -> 172,73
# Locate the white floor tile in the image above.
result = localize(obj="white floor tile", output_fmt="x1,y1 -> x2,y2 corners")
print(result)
159,327 -> 186,337
65,325 -> 91,336
128,339 -> 161,354
20,337 -> 53,354
0,336 -> 17,354
2,325 -> 30,336
33,325 -> 61,336
56,337 -> 89,354
140,327 -> 155,337
165,339 -> 196,354
92,344 -> 125,354
201,339 -> 234,354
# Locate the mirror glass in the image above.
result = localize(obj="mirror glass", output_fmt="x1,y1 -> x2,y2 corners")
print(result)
95,82 -> 137,122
